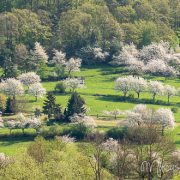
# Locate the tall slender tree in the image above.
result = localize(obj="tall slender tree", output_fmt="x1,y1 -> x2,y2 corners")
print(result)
43,92 -> 56,119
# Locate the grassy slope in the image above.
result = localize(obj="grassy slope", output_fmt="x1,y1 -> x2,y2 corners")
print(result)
0,66 -> 179,154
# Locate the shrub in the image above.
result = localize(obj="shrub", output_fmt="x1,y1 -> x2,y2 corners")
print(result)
62,124 -> 91,140
41,124 -> 63,138
106,127 -> 127,140
171,107 -> 178,113
55,82 -> 66,94
128,93 -> 134,99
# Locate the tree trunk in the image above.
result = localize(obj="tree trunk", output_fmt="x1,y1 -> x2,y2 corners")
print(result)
161,127 -> 164,136
168,95 -> 170,104
137,92 -> 140,99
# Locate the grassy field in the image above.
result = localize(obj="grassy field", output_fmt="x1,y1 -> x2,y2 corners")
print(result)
0,66 -> 179,154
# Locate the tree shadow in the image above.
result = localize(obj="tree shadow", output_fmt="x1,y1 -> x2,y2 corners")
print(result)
0,132 -> 36,144
95,94 -> 178,106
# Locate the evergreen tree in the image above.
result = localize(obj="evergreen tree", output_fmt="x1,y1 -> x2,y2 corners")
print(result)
43,92 -> 56,119
5,97 -> 13,114
54,104 -> 63,121
65,92 -> 86,121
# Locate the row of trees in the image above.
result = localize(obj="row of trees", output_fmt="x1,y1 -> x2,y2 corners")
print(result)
115,76 -> 179,102
0,72 -> 46,101
0,41 -> 82,79
111,42 -> 179,77
103,104 -> 175,136
42,92 -> 86,122
0,125 -> 179,179
0,113 -> 41,134
125,104 -> 175,136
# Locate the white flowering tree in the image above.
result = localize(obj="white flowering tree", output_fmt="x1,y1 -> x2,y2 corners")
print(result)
139,41 -> 170,63
103,109 -> 122,119
63,78 -> 84,92
111,41 -> 178,77
164,85 -> 176,103
70,113 -> 97,128
4,115 -> 42,134
111,43 -> 139,66
49,49 -> 66,65
28,83 -> 46,101
126,104 -> 153,126
148,81 -> 164,101
49,50 -> 67,79
18,72 -> 41,88
16,113 -> 27,134
94,47 -> 109,61
34,42 -> 48,63
127,59 -> 145,77
145,59 -> 176,76
27,117 -> 42,133
65,58 -> 82,77
0,78 -> 24,100
115,76 -> 133,97
101,138 -> 119,152
154,108 -> 175,136
131,77 -> 147,99
56,135 -> 75,144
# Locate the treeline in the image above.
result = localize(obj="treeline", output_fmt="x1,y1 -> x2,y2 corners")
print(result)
0,0 -> 179,64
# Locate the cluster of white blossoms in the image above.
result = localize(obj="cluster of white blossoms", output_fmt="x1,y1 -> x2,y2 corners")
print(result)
101,138 -> 119,152
65,58 -> 82,76
93,47 -> 109,60
103,109 -> 122,119
49,49 -> 66,65
34,42 -> 48,63
3,113 -> 42,133
0,78 -> 24,98
49,49 -> 82,77
28,83 -> 46,101
111,42 -> 178,76
56,135 -> 75,144
126,104 -> 175,132
126,104 -> 153,126
34,43 -> 82,77
144,59 -> 176,76
0,152 -> 10,168
18,72 -> 41,87
115,76 -> 177,102
111,43 -> 139,66
0,73 -> 46,101
70,113 -> 97,128
63,78 -> 84,92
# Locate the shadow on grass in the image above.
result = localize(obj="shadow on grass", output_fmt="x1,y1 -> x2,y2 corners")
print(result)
175,140 -> 180,146
97,125 -> 115,129
95,94 -> 179,107
0,132 -> 36,145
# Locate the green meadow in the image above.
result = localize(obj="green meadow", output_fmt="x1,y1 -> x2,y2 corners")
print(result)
0,66 -> 179,154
